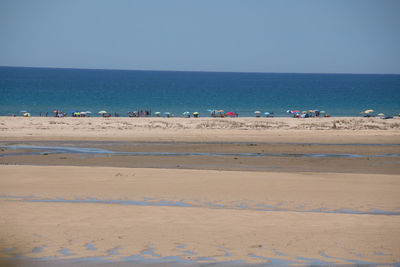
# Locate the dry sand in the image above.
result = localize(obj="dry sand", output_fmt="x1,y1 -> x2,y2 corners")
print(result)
0,166 -> 399,265
0,116 -> 399,265
0,116 -> 400,143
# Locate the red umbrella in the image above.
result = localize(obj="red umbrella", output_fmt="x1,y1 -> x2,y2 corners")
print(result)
227,111 -> 235,117
293,110 -> 300,113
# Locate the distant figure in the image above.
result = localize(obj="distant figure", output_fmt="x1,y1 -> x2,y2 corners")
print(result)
46,112 -> 48,117
40,112 -> 42,117
114,112 -> 119,117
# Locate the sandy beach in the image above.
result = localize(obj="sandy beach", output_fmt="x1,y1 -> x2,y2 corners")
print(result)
1,116 -> 400,143
0,116 -> 399,265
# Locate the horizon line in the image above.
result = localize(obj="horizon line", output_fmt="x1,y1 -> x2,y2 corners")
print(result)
0,65 -> 399,76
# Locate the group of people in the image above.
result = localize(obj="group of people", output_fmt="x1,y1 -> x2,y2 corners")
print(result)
128,110 -> 151,117
287,110 -> 330,118
16,109 -> 337,118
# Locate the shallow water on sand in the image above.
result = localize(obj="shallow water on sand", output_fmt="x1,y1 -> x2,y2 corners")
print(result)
3,195 -> 399,216
1,145 -> 400,159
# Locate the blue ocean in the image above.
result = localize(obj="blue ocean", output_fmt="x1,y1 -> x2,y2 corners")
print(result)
0,66 -> 399,117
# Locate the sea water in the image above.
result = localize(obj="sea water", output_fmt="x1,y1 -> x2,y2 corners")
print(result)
0,66 -> 399,117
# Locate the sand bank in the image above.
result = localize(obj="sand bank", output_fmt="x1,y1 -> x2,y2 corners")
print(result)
1,116 -> 399,143
0,165 -> 399,265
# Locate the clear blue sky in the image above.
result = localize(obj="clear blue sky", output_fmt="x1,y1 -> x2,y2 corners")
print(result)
1,0 -> 399,74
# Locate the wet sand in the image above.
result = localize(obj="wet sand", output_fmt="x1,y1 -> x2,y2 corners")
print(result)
1,139 -> 400,174
0,117 -> 399,265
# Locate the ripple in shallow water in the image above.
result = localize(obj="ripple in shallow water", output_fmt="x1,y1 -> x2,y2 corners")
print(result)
1,144 -> 399,158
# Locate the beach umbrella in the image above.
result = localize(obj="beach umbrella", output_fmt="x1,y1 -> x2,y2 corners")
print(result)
164,112 -> 170,115
378,113 -> 385,116
80,111 -> 86,115
293,110 -> 300,113
286,110 -> 293,114
364,109 -> 374,113
264,112 -> 270,115
309,110 -> 315,113
217,110 -> 224,113
208,109 -> 217,113
98,110 -> 107,114
320,111 -> 326,113
154,112 -> 161,114
193,112 -> 199,115
23,112 -> 31,117
302,111 -> 308,114
227,111 -> 235,116
183,111 -> 190,115
254,111 -> 261,114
